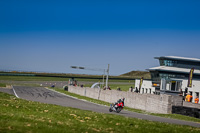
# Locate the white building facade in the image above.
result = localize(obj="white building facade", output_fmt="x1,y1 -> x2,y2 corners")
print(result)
135,56 -> 200,103
135,79 -> 156,94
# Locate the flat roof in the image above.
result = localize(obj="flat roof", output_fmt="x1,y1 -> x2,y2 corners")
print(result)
148,66 -> 200,75
155,56 -> 200,62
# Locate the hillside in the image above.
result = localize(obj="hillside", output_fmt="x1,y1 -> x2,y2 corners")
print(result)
120,71 -> 151,79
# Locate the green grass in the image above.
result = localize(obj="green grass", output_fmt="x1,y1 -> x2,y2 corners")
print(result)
0,76 -> 70,81
0,83 -> 6,87
84,84 -> 134,91
0,76 -> 135,83
150,113 -> 200,123
108,84 -> 134,91
0,92 -> 200,133
77,78 -> 135,83
50,87 -> 200,123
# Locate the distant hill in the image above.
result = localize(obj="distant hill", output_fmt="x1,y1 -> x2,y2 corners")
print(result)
120,71 -> 151,79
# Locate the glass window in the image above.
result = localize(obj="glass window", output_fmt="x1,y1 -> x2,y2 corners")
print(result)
176,81 -> 182,91
171,81 -> 176,91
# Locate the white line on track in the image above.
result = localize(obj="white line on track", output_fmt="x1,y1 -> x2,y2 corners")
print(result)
12,86 -> 19,98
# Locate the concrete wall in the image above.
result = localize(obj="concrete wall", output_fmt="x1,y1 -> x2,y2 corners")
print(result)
183,101 -> 200,109
68,86 -> 172,114
171,95 -> 183,106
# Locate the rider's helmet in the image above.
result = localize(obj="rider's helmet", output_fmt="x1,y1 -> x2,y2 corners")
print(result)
118,99 -> 122,103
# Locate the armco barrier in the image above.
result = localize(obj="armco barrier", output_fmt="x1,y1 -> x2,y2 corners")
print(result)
68,86 -> 172,114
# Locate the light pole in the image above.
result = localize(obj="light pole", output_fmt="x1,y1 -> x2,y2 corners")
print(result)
105,64 -> 109,89
103,69 -> 105,86
70,65 -> 109,88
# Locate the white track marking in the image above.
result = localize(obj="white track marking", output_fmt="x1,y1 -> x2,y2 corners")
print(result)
12,86 -> 19,98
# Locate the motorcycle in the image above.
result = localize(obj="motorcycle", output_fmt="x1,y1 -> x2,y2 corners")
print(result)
109,101 -> 124,113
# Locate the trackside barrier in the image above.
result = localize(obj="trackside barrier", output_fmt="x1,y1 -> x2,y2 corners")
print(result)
68,86 -> 173,114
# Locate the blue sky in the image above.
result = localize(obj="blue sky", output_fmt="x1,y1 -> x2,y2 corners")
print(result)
0,0 -> 200,75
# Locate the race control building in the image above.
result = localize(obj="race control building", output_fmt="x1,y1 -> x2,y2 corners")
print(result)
135,56 -> 200,103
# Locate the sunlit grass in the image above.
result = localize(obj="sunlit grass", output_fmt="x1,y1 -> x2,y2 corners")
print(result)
1,92 -> 200,133
84,84 -> 134,91
0,83 -> 6,87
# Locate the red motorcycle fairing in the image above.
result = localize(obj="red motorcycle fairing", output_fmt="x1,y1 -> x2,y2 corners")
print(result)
117,102 -> 124,108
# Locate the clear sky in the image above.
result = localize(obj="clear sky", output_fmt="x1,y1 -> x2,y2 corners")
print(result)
0,0 -> 200,75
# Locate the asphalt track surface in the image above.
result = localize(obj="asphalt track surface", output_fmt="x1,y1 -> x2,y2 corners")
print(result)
1,86 -> 200,128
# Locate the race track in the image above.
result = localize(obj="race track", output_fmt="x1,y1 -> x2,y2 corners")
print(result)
1,86 -> 200,128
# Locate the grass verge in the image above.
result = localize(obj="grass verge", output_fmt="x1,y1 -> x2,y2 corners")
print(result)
0,92 -> 200,133
0,83 -> 6,87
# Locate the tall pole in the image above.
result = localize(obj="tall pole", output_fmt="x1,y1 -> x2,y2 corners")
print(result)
105,64 -> 109,89
102,69 -> 105,86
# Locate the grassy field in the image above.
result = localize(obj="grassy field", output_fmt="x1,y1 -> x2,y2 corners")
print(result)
0,76 -> 135,83
84,84 -> 134,91
1,92 -> 200,133
0,76 -> 70,81
104,84 -> 134,91
0,83 -> 6,87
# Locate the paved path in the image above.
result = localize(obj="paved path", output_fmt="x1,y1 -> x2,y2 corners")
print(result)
0,88 -> 15,95
1,86 -> 200,128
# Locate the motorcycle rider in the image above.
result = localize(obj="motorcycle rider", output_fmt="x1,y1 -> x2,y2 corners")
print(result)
113,98 -> 125,111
